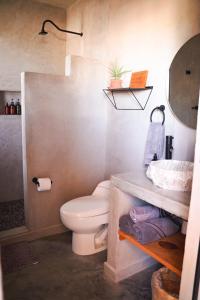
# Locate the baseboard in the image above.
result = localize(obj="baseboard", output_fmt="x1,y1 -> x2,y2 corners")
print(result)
0,224 -> 68,245
0,226 -> 28,240
104,256 -> 156,282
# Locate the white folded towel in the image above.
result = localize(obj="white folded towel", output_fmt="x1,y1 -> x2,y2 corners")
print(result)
144,122 -> 165,165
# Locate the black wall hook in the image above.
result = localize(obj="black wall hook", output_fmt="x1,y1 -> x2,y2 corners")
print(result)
150,105 -> 165,125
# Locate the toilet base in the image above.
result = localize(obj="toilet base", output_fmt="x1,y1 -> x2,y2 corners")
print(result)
72,232 -> 107,255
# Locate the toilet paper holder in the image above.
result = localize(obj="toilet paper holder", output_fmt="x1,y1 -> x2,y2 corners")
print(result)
32,177 -> 53,186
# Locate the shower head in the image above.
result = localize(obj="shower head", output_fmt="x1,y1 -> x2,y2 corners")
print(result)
38,19 -> 83,37
39,28 -> 48,35
38,23 -> 48,35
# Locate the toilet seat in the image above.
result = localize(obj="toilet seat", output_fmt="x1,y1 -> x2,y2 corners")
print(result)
60,196 -> 109,218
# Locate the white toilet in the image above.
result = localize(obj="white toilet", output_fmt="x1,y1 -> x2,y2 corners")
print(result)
60,181 -> 111,255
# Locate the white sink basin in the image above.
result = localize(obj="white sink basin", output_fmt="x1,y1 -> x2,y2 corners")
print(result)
146,160 -> 193,191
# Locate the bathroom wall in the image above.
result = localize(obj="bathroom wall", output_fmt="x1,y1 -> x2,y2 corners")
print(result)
34,0 -> 75,9
0,90 -> 23,203
66,0 -> 200,175
22,56 -> 107,232
0,0 -> 66,91
0,116 -> 23,202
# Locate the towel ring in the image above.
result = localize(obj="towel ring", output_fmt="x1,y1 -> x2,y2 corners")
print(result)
150,105 -> 165,125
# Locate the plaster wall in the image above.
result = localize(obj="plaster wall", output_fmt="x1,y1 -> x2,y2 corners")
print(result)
0,0 -> 66,91
0,116 -> 23,202
66,0 -> 200,175
22,56 -> 107,230
34,0 -> 76,9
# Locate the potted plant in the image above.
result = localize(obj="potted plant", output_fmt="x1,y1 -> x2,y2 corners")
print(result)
109,64 -> 130,89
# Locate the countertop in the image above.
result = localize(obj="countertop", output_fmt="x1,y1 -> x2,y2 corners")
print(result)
111,169 -> 191,220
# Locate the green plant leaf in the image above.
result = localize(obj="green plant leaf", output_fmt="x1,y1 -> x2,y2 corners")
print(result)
109,63 -> 131,79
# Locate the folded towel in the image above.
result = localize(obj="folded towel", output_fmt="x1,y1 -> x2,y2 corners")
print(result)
144,122 -> 165,165
119,215 -> 179,244
160,209 -> 183,226
129,205 -> 160,223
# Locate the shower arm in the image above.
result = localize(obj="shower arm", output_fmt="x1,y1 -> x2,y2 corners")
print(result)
39,19 -> 83,36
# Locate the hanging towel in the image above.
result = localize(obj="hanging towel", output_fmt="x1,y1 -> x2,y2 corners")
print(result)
129,205 -> 160,223
119,215 -> 179,244
144,122 -> 165,165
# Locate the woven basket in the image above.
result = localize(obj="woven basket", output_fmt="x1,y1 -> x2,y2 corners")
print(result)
151,267 -> 180,300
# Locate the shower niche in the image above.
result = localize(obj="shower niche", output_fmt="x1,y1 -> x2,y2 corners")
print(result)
0,90 -> 21,115
0,90 -> 25,232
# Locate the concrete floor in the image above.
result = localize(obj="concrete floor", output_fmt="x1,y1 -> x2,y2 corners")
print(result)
3,232 -> 160,300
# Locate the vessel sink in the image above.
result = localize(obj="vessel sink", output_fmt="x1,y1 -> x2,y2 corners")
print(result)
146,160 -> 193,191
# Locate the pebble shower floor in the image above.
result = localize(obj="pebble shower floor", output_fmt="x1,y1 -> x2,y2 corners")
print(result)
0,199 -> 25,231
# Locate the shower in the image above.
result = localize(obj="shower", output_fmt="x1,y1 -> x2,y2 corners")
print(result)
39,19 -> 83,36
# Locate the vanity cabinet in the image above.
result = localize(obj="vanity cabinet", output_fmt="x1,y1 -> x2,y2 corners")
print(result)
104,105 -> 200,299
104,170 -> 190,282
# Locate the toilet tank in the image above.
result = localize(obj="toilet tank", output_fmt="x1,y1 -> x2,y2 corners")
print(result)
92,180 -> 112,199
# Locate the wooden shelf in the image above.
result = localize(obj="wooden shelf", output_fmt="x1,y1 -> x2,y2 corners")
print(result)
104,86 -> 153,92
119,230 -> 185,277
103,87 -> 153,110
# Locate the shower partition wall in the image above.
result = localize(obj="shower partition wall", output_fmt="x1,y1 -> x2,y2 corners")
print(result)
21,56 -> 107,237
1,56 -> 107,242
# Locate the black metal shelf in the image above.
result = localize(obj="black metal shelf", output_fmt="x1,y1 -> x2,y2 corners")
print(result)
103,86 -> 153,110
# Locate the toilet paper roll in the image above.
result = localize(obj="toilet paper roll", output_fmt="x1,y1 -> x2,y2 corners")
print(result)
37,178 -> 52,192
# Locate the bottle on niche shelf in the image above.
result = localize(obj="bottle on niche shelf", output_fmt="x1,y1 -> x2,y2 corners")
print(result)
5,103 -> 10,115
16,99 -> 21,115
10,99 -> 16,115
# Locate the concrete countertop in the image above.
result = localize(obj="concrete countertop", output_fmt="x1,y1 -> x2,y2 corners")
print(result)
111,169 -> 191,220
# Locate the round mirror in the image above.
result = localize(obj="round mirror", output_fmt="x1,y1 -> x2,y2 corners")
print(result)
169,34 -> 200,129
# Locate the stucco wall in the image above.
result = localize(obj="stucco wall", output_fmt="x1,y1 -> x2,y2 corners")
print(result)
22,56 -> 107,230
0,0 -> 66,91
0,91 -> 23,203
66,0 -> 200,175
0,116 -> 23,203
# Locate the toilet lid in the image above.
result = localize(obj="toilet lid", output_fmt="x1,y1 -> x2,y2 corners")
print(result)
60,196 -> 109,218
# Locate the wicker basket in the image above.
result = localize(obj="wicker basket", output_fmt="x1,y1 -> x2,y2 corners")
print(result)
151,268 -> 180,300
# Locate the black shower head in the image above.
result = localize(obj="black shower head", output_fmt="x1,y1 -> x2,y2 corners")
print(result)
39,26 -> 48,35
39,19 -> 83,37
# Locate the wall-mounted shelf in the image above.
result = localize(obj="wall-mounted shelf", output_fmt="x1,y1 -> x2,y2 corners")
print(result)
119,230 -> 185,277
103,86 -> 153,110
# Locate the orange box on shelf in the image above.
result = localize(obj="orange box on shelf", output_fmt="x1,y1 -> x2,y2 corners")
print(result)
129,70 -> 148,88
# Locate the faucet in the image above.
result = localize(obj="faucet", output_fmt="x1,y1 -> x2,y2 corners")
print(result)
165,136 -> 174,159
